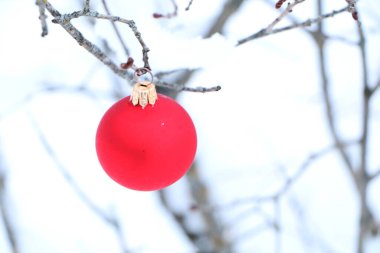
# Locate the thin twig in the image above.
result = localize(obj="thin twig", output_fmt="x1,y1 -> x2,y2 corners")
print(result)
158,191 -> 201,251
187,163 -> 231,252
312,1 -> 356,180
171,0 -> 178,16
356,19 -> 375,253
357,20 -> 370,180
289,196 -> 339,253
325,34 -> 358,45
101,0 -> 130,56
36,0 -> 48,37
0,173 -> 19,253
237,6 -> 348,45
40,1 -> 219,93
231,223 -> 269,244
153,0 -> 178,19
221,205 -> 263,231
313,1 -> 374,252
206,0 -> 245,38
274,198 -> 282,253
185,0 -> 194,11
370,168 -> 380,181
213,141 -> 356,210
155,80 -> 221,92
345,0 -> 359,20
63,22 -> 128,77
227,206 -> 275,244
43,2 -> 128,78
265,0 -> 306,33
369,75 -> 380,96
50,8 -> 151,69
158,0 -> 245,96
83,0 -> 90,12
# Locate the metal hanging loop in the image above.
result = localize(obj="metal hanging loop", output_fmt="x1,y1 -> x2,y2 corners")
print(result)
134,68 -> 154,85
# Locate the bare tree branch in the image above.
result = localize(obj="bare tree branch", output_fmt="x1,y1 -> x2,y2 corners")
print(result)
289,196 -> 339,253
312,1 -> 376,252
227,199 -> 285,246
0,150 -> 19,253
156,0 -> 244,97
39,1 -> 220,93
155,2 -> 243,249
345,0 -> 359,20
48,6 -> 151,70
265,0 -> 306,33
153,0 -> 178,19
159,164 -> 233,253
357,20 -> 370,179
325,34 -> 358,45
237,6 -> 348,45
185,0 -> 194,11
36,0 -> 48,37
212,141 -> 357,210
206,0 -> 245,38
369,75 -> 380,96
370,168 -> 380,181
158,191 -> 200,251
187,163 -> 232,253
273,198 -> 282,253
155,80 -> 221,93
355,19 -> 378,253
42,1 -> 129,78
83,0 -> 91,12
26,0 -> 380,252
312,1 -> 356,180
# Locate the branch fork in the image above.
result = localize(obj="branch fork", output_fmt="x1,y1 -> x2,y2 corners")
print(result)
38,0 -> 220,93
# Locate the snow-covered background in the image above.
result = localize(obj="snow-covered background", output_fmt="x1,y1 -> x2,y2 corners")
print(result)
0,0 -> 380,252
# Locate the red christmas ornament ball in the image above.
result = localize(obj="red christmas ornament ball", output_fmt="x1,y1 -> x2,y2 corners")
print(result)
96,94 -> 197,191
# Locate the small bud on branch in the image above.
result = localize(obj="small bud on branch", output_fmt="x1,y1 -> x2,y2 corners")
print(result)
345,0 -> 359,21
120,57 -> 134,69
275,0 -> 288,9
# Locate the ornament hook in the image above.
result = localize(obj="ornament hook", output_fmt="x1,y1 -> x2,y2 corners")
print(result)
134,68 -> 154,85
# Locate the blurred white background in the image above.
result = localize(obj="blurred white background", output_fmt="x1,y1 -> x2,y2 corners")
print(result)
0,0 -> 380,252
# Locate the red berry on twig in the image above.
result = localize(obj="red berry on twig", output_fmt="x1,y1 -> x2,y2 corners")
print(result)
120,57 -> 134,69
352,11 -> 358,21
275,0 -> 287,9
153,13 -> 163,19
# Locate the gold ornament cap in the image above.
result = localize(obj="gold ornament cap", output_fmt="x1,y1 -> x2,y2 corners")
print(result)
130,68 -> 157,108
130,81 -> 157,108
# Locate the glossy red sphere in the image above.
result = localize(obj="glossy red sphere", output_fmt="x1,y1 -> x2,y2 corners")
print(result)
96,94 -> 197,191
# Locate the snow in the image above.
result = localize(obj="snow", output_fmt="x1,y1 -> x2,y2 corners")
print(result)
1,0 -> 380,252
